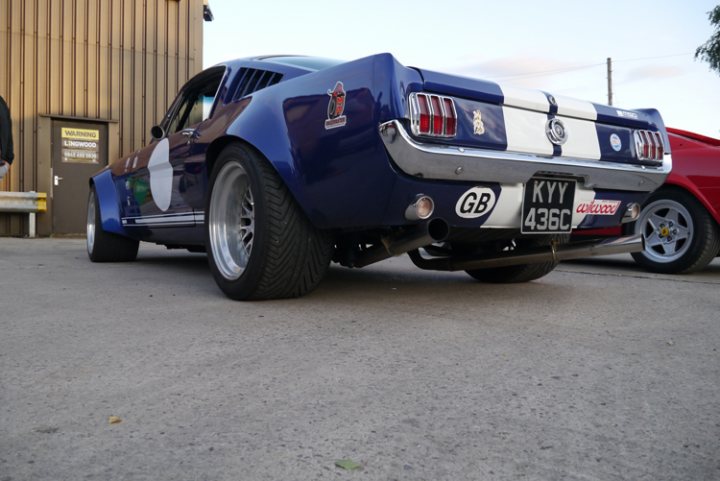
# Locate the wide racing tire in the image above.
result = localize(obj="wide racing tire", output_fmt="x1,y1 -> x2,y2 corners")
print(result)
630,187 -> 720,273
86,185 -> 139,262
205,143 -> 333,300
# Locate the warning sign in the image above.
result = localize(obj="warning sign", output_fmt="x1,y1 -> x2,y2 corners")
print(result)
61,127 -> 100,163
61,128 -> 99,141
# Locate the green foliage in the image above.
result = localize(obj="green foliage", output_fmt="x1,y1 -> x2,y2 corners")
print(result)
696,5 -> 720,74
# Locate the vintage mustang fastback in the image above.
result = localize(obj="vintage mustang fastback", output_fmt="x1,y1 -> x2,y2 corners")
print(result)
87,54 -> 672,299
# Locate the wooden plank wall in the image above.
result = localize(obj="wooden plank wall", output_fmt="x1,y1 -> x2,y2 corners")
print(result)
0,0 -> 204,235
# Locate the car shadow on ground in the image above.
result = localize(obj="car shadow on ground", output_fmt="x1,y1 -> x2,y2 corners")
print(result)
128,247 -> 557,302
125,247 -> 720,302
136,251 -> 210,271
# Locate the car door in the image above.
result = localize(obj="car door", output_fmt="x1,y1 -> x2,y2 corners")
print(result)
120,67 -> 226,238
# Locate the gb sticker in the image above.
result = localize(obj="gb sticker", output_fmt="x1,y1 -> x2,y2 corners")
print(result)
456,187 -> 497,219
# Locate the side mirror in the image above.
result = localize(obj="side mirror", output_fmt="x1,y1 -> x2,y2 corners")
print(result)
150,125 -> 165,140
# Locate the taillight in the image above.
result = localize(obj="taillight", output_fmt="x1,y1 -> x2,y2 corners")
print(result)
416,94 -> 430,134
443,98 -> 457,136
633,130 -> 665,162
655,132 -> 664,158
409,93 -> 457,138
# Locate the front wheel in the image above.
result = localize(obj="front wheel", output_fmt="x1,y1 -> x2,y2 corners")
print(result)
86,185 -> 139,262
630,188 -> 719,273
205,144 -> 333,300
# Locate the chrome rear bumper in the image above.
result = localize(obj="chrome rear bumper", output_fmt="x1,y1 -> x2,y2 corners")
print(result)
379,120 -> 671,192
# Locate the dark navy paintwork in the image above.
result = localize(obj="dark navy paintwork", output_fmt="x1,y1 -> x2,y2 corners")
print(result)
94,169 -> 126,235
90,52 -> 669,246
415,69 -> 505,104
574,191 -> 649,229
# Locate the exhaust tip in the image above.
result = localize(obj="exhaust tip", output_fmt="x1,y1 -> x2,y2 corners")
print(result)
405,195 -> 435,221
622,202 -> 642,223
428,218 -> 449,242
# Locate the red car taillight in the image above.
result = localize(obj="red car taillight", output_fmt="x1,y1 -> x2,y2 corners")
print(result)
409,93 -> 457,138
634,130 -> 665,162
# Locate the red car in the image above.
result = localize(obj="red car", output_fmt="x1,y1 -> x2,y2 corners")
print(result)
580,127 -> 720,273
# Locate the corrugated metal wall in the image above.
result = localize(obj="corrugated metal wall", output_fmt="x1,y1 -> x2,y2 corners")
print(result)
0,0 -> 205,235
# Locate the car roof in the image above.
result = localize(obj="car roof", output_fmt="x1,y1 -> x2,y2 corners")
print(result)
215,55 -> 344,75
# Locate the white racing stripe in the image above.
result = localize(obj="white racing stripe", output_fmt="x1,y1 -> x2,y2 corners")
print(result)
499,83 -> 554,157
484,183 -> 523,228
502,107 -> 554,156
499,87 -> 602,160
571,187 -> 595,226
558,117 -> 601,160
499,84 -> 550,112
554,94 -> 598,120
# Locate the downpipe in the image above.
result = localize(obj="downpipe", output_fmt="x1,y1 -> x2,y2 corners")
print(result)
408,235 -> 644,271
352,218 -> 449,268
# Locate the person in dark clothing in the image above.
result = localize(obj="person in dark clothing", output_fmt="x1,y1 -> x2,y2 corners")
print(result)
0,95 -> 14,181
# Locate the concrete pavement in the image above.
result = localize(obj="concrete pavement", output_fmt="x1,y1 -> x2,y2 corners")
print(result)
1,238 -> 718,480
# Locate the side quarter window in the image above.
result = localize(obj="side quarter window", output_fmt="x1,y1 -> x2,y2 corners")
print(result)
163,66 -> 226,135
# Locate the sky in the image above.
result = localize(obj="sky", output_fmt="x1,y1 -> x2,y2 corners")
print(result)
203,0 -> 720,138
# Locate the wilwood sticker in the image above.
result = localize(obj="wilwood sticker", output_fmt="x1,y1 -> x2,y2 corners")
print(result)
576,199 -> 621,215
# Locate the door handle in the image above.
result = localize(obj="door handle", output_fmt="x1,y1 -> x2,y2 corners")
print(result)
180,128 -> 198,144
54,175 -> 63,186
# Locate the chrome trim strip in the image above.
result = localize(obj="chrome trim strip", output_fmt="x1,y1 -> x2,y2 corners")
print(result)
121,212 -> 205,227
633,129 -> 665,162
428,94 -> 438,135
409,93 -> 421,136
408,92 -> 456,138
379,120 -> 671,192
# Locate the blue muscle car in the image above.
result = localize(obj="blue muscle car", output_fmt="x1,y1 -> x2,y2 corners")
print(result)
87,53 -> 672,300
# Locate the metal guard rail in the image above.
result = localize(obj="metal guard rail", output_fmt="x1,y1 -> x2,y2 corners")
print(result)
0,191 -> 48,238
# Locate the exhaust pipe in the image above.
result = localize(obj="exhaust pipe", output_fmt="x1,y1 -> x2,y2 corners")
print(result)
352,218 -> 449,268
408,234 -> 643,271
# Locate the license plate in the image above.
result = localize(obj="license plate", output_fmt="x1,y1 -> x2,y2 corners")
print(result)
521,178 -> 576,234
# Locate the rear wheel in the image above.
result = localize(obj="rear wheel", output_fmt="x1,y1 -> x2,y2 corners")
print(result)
205,144 -> 333,300
630,188 -> 719,273
86,185 -> 139,262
